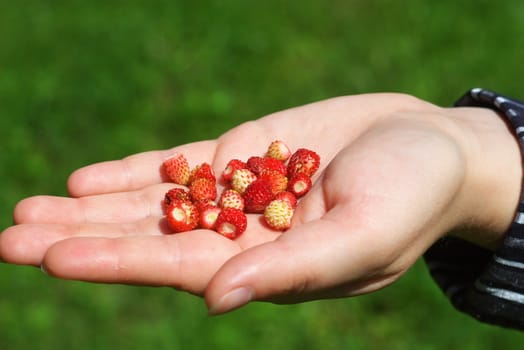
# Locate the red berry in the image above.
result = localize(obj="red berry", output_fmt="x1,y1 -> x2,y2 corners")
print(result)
163,153 -> 190,185
287,173 -> 312,198
246,156 -> 286,176
163,188 -> 190,213
218,189 -> 245,211
259,169 -> 288,195
245,156 -> 265,175
287,148 -> 320,178
189,162 -> 216,185
266,140 -> 291,162
189,178 -> 217,202
166,200 -> 199,233
274,191 -> 298,209
222,159 -> 246,181
243,179 -> 274,213
193,199 -> 217,213
199,205 -> 222,230
215,208 -> 247,239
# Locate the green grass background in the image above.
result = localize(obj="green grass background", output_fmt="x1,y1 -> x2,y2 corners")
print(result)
2,0 -> 524,348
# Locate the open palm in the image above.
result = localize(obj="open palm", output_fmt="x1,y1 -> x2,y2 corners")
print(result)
1,93 -> 518,314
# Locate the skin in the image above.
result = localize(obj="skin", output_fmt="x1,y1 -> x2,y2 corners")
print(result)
0,93 -> 521,315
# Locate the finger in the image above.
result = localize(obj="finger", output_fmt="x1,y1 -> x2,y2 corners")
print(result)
67,140 -> 218,197
14,183 -> 174,224
41,232 -> 241,295
0,217 -> 167,266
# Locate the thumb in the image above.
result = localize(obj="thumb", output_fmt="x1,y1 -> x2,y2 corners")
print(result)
204,209 -> 402,315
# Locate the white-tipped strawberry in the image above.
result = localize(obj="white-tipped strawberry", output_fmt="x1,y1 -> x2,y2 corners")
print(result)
199,205 -> 222,230
189,162 -> 216,185
264,199 -> 294,231
287,173 -> 312,198
218,189 -> 245,211
230,168 -> 257,193
274,191 -> 298,209
267,140 -> 291,161
163,153 -> 190,185
215,208 -> 248,239
162,188 -> 191,213
222,159 -> 246,182
166,200 -> 199,233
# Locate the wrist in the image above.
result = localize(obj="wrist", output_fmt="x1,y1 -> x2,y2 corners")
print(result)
446,106 -> 522,249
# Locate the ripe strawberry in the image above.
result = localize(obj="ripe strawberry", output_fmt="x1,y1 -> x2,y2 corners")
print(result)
246,156 -> 287,176
287,148 -> 320,178
264,199 -> 294,231
287,173 -> 312,198
163,188 -> 191,213
215,208 -> 247,239
193,199 -> 217,213
243,179 -> 274,213
259,169 -> 288,195
218,189 -> 245,211
274,191 -> 298,209
245,156 -> 265,175
189,178 -> 217,202
230,168 -> 257,193
266,140 -> 291,162
189,162 -> 216,184
199,205 -> 222,230
163,153 -> 190,185
222,159 -> 246,182
166,200 -> 199,233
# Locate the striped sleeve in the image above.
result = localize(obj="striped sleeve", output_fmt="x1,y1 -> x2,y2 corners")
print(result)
424,88 -> 524,330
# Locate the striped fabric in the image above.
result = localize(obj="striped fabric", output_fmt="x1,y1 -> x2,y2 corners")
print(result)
424,88 -> 524,330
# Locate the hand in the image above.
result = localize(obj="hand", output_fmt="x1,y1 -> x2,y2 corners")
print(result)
1,93 -> 520,314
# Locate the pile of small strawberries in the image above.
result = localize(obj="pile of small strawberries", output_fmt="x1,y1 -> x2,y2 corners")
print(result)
161,140 -> 320,239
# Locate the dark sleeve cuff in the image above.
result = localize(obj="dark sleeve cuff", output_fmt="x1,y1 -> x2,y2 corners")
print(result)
424,235 -> 524,330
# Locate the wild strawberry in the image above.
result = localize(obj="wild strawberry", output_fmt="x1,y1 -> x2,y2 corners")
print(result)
246,156 -> 286,176
245,156 -> 265,175
215,208 -> 247,239
230,168 -> 257,193
166,200 -> 199,233
274,191 -> 298,209
199,205 -> 222,230
287,148 -> 320,178
222,159 -> 246,182
163,153 -> 190,185
287,173 -> 312,198
259,169 -> 288,195
193,199 -> 217,213
189,178 -> 217,202
264,199 -> 294,231
189,162 -> 216,184
243,179 -> 274,213
162,188 -> 191,213
218,189 -> 245,211
266,140 -> 291,161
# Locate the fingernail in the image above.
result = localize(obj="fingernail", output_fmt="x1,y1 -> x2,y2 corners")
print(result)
208,287 -> 254,316
40,264 -> 48,275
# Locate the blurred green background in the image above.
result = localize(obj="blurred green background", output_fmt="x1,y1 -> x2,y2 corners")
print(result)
2,0 -> 524,349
